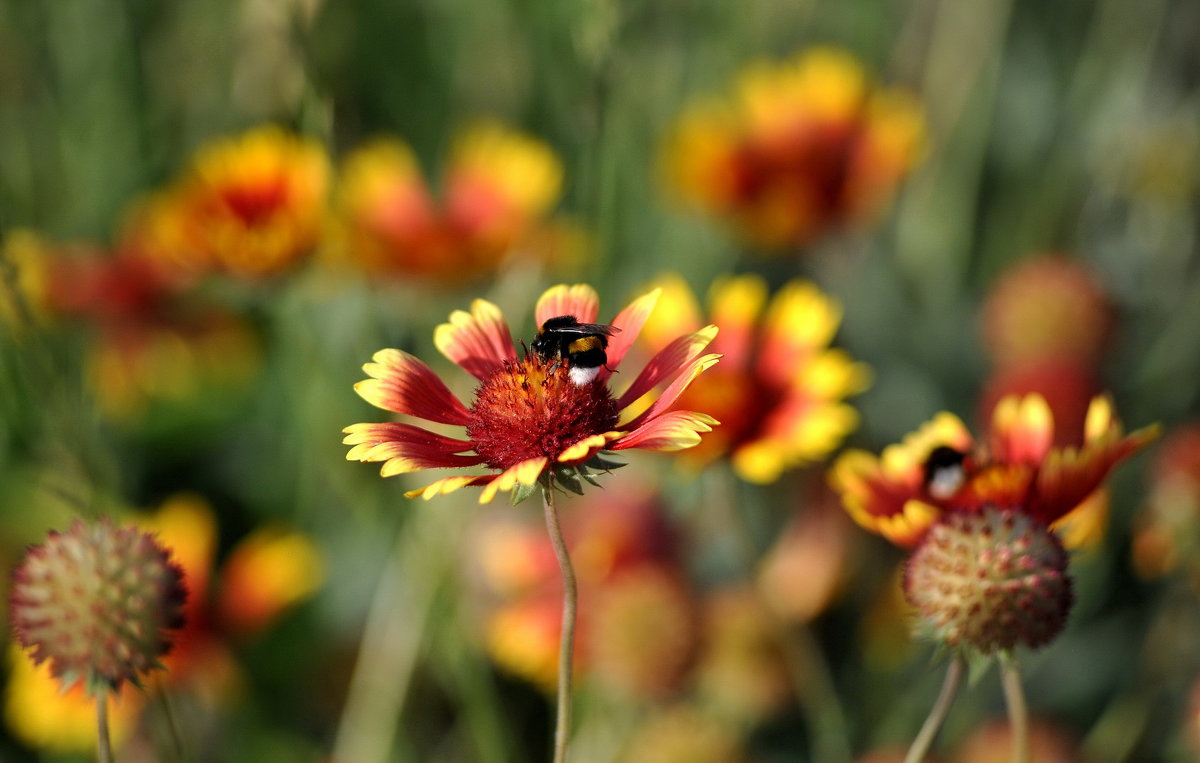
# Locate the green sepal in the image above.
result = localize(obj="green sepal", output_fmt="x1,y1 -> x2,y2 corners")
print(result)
510,479 -> 539,506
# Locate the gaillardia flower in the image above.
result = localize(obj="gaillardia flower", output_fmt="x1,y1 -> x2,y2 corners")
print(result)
639,273 -> 869,483
135,125 -> 330,278
334,122 -> 563,282
831,393 -> 1157,654
664,46 -> 923,250
831,394 -> 1157,548
344,284 -> 720,502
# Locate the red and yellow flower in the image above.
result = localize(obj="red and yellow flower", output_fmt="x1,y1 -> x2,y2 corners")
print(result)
664,46 -> 923,249
831,393 -> 1158,548
132,125 -> 330,278
344,283 -> 721,502
334,122 -> 564,281
639,273 -> 869,483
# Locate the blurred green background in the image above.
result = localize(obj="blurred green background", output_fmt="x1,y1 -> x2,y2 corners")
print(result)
1,0 -> 1199,761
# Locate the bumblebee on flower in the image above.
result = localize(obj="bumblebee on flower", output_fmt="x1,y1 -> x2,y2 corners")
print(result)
831,393 -> 1157,653
344,283 -> 722,502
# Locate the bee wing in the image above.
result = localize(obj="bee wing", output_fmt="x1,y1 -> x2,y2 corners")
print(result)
570,323 -> 621,336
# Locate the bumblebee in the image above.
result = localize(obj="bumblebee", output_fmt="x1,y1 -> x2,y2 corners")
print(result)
531,315 -> 621,386
922,445 -> 968,499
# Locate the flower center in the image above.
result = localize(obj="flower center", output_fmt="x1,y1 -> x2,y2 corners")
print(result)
467,355 -> 619,471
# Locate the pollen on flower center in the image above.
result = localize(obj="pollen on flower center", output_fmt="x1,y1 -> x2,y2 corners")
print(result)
467,355 -> 619,471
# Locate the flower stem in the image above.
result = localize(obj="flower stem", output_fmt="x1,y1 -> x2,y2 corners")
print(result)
542,483 -> 577,763
1000,652 -> 1029,763
905,653 -> 966,763
96,692 -> 113,763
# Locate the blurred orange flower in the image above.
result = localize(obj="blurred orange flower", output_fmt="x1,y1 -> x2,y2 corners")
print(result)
664,47 -> 923,249
473,487 -> 695,698
831,394 -> 1157,547
640,273 -> 869,483
334,121 -> 564,281
132,125 -> 330,278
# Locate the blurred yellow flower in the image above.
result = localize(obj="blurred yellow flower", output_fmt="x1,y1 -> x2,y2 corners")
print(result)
641,272 -> 869,483
664,47 -> 924,250
5,645 -> 143,753
0,229 -> 51,332
334,121 -> 563,281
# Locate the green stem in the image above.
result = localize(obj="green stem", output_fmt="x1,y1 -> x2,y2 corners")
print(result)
542,483 -> 577,763
781,623 -> 852,763
1000,652 -> 1029,763
905,653 -> 966,763
96,691 -> 113,763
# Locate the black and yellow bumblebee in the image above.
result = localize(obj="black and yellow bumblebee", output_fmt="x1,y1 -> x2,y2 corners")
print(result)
531,315 -> 621,386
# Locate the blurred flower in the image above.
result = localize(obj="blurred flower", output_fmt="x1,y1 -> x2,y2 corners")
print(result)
757,487 -> 854,623
830,393 -> 1156,548
1132,424 -> 1200,580
0,228 -> 52,331
621,704 -> 746,763
589,566 -> 697,699
29,239 -> 260,418
344,283 -> 720,503
334,121 -> 564,282
979,358 -> 1099,450
664,46 -> 923,249
694,585 -> 791,721
474,487 -> 695,698
981,255 -> 1113,371
4,645 -> 144,753
9,517 -> 187,694
136,125 -> 330,278
640,273 -> 869,483
832,393 -> 1155,654
216,525 -> 327,635
136,494 -> 325,694
951,718 -> 1082,763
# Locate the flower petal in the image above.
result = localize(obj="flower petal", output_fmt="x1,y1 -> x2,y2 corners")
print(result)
355,349 -> 471,425
1031,421 -> 1160,524
405,475 -> 492,500
708,274 -> 768,370
756,280 -> 843,388
434,299 -> 516,380
609,411 -> 717,452
617,325 -> 719,411
599,288 -> 661,380
343,422 -> 484,476
829,449 -> 929,542
479,457 -> 549,504
989,394 -> 1054,465
557,433 -> 617,463
621,351 -> 721,431
636,274 -> 703,352
535,284 -> 599,327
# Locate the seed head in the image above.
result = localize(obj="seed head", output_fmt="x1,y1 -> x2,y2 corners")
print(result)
9,517 -> 188,694
903,508 -> 1073,654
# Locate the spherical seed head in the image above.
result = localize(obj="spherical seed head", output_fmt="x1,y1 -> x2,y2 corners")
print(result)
9,517 -> 188,694
466,355 -> 619,471
903,508 -> 1073,654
